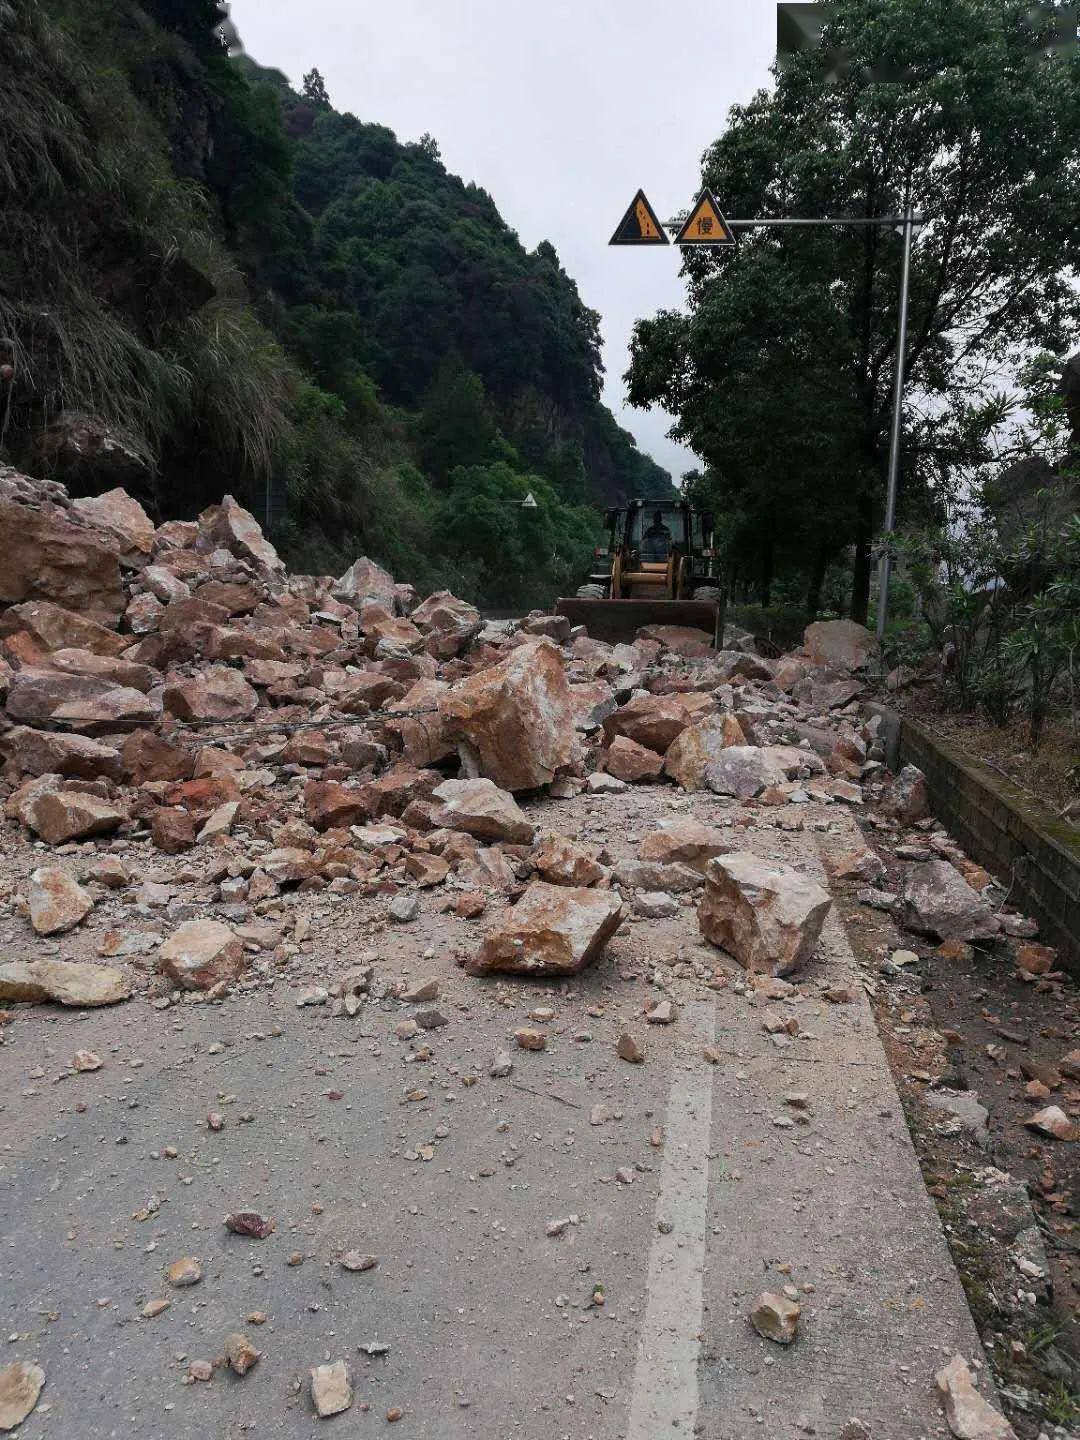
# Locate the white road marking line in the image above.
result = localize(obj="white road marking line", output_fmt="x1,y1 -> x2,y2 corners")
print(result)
626,999 -> 717,1439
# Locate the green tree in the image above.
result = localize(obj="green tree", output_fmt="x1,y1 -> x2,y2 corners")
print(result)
627,0 -> 1080,621
301,68 -> 331,108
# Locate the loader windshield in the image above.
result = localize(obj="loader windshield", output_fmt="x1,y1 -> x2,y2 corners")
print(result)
631,507 -> 685,559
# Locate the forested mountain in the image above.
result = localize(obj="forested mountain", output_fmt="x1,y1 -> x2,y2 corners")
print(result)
1,0 -> 670,606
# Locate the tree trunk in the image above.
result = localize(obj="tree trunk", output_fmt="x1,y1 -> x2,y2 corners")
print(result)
759,531 -> 774,608
851,493 -> 873,624
805,542 -> 830,618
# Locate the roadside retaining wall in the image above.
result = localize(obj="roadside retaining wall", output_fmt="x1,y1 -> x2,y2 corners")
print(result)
899,717 -> 1079,975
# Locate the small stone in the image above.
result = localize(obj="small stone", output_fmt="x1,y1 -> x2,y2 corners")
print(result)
934,1353 -> 1016,1439
311,1360 -> 353,1417
645,1000 -> 675,1025
617,1032 -> 644,1063
388,895 -> 419,923
225,1211 -> 275,1239
141,1298 -> 170,1318
615,1166 -> 634,1184
166,1256 -> 202,1288
188,1359 -> 213,1383
749,1291 -> 800,1344
514,1027 -> 546,1051
489,1051 -> 513,1078
73,1048 -> 103,1072
224,1332 -> 260,1376
1024,1105 -> 1076,1141
0,1361 -> 45,1430
339,1252 -> 378,1272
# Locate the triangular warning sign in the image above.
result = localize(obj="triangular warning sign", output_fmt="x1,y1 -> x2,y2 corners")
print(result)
610,189 -> 670,245
675,190 -> 736,247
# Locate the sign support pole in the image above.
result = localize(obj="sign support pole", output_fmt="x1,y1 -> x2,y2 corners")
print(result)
876,205 -> 915,641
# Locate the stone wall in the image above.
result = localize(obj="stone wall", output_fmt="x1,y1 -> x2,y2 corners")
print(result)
900,718 -> 1079,975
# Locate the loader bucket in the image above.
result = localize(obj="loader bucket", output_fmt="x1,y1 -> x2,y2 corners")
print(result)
555,597 -> 721,648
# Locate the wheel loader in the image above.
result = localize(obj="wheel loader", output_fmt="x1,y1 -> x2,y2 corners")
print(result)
556,498 -> 724,646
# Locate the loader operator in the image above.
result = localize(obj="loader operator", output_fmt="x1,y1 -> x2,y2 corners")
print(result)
641,510 -> 673,562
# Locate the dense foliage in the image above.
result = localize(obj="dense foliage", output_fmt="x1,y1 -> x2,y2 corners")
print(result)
0,0 -> 671,605
627,0 -> 1080,621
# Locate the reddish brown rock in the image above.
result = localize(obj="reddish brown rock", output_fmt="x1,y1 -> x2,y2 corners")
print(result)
605,735 -> 664,783
881,764 -> 930,824
0,727 -> 123,782
638,818 -> 731,871
28,866 -> 94,935
150,807 -> 197,854
663,713 -> 747,790
432,778 -> 536,844
1014,942 -> 1057,976
698,852 -> 833,976
163,667 -> 259,723
158,919 -> 247,991
468,882 -> 624,976
0,599 -> 128,657
24,788 -> 126,845
404,853 -> 450,887
411,590 -> 482,658
198,495 -> 284,574
72,488 -> 155,567
439,639 -> 576,792
602,694 -> 690,754
0,472 -> 124,622
532,831 -> 605,887
304,781 -> 367,831
121,731 -> 193,784
47,648 -> 160,693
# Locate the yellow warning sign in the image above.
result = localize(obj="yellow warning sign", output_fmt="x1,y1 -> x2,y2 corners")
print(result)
610,189 -> 670,246
675,190 -> 736,247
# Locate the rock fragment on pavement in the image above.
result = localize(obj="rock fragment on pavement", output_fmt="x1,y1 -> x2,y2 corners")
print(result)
749,1291 -> 800,1344
934,1354 -> 1016,1439
469,882 -> 624,976
0,1361 -> 45,1431
311,1360 -> 353,1417
898,859 -> 999,942
0,958 -> 130,1007
158,919 -> 247,990
698,852 -> 832,976
432,777 -> 536,843
28,866 -> 94,935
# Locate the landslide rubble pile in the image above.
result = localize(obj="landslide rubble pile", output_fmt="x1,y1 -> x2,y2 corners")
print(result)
0,466 -> 1057,1014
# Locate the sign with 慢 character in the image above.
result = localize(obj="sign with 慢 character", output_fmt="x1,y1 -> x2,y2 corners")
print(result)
675,190 -> 736,247
610,189 -> 670,246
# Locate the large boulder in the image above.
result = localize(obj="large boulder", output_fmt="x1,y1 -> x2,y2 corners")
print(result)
703,745 -> 823,799
72,488 -> 155,567
605,735 -> 664,783
438,640 -> 576,792
468,882 -> 624,976
28,866 -> 94,935
333,556 -> 397,612
410,591 -> 482,659
198,495 -> 284,574
881,764 -> 930,824
0,957 -> 130,1006
532,832 -> 605,887
47,648 -> 160,693
163,667 -> 259,723
0,727 -> 124,782
664,713 -> 747,790
158,920 -> 248,991
638,818 -> 731,871
698,852 -> 833,976
602,694 -> 690,754
0,467 -> 125,623
803,619 -> 875,671
24,788 -> 126,845
0,600 -> 128,657
898,860 -> 1000,942
432,778 -> 536,844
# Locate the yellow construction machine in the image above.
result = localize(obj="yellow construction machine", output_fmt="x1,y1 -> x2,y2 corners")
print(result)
556,498 -> 724,645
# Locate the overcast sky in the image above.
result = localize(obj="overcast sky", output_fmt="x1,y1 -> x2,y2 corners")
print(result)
231,0 -> 778,483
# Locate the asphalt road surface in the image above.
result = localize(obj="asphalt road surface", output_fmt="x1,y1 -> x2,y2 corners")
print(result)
1,784 -> 987,1439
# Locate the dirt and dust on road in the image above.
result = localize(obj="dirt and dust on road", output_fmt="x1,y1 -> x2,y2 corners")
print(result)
0,468 -> 1075,1439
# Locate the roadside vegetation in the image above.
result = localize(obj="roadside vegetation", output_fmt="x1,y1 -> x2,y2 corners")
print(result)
0,0 -> 669,607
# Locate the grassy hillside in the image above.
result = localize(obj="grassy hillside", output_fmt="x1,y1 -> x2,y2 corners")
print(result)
0,0 -> 671,606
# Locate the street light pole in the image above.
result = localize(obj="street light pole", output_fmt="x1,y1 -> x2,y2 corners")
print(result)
876,204 -> 916,641
653,206 -> 920,640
